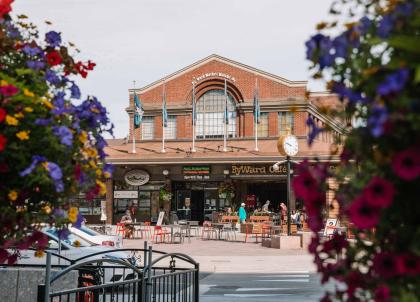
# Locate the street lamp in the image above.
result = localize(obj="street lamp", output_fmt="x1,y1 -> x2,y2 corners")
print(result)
275,130 -> 299,236
162,169 -> 169,176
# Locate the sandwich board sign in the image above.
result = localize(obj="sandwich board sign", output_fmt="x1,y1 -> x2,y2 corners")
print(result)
323,218 -> 339,236
157,211 -> 165,226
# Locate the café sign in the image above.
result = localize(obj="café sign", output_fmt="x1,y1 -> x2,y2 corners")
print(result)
231,165 -> 287,176
124,169 -> 150,186
192,72 -> 236,84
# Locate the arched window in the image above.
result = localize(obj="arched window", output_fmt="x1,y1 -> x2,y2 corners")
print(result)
196,89 -> 236,139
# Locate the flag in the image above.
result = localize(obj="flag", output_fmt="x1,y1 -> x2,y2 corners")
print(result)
134,93 -> 144,129
162,86 -> 168,127
253,83 -> 260,124
224,79 -> 229,125
192,82 -> 197,126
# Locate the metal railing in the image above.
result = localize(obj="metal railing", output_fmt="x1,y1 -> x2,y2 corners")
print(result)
34,241 -> 199,302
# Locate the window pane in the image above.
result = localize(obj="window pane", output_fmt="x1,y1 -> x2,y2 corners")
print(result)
257,112 -> 269,137
142,116 -> 154,140
278,112 -> 294,136
196,89 -> 236,139
164,115 -> 177,139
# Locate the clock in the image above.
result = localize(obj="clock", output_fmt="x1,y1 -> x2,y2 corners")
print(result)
277,134 -> 299,156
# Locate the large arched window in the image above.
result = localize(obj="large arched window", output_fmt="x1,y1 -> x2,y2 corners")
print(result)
196,89 -> 237,139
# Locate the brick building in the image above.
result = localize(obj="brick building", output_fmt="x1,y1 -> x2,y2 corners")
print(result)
98,54 -> 342,224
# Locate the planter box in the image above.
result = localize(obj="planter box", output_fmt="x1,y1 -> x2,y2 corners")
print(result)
270,235 -> 301,249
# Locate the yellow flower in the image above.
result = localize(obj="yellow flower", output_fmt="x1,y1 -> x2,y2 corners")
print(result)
14,112 -> 24,119
95,169 -> 102,177
0,80 -> 8,86
96,180 -> 107,195
42,205 -> 52,214
68,213 -> 77,223
34,250 -> 45,258
73,240 -> 81,248
6,115 -> 19,126
23,89 -> 35,97
104,172 -> 111,179
24,107 -> 34,113
41,162 -> 49,169
8,190 -> 18,201
16,130 -> 30,140
79,131 -> 88,143
85,148 -> 98,158
68,207 -> 78,217
89,160 -> 97,169
41,98 -> 54,109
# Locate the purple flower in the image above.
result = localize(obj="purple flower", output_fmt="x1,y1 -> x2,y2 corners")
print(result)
368,105 -> 388,137
395,2 -> 414,17
27,60 -> 45,70
331,83 -> 371,104
103,163 -> 114,177
22,45 -> 42,57
332,34 -> 348,58
35,118 -> 52,126
306,116 -> 324,145
46,161 -> 64,192
53,126 -> 73,146
57,228 -> 69,240
19,155 -> 46,177
377,68 -> 409,96
358,16 -> 372,34
54,208 -> 66,217
70,83 -> 81,99
45,31 -> 62,48
45,69 -> 60,85
51,92 -> 73,115
73,214 -> 84,228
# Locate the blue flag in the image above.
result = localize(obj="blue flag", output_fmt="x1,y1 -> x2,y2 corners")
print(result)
134,94 -> 144,129
162,88 -> 168,127
253,84 -> 260,124
192,83 -> 197,126
224,80 -> 229,125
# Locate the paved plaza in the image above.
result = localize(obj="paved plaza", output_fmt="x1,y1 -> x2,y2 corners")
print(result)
123,236 -> 330,301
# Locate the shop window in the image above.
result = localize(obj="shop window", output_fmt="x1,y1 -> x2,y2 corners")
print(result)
141,116 -> 154,140
196,89 -> 236,139
69,197 -> 101,216
278,111 -> 294,135
164,115 -> 177,139
257,112 -> 269,137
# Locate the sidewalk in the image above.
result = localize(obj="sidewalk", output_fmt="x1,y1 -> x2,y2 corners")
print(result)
123,237 -> 316,273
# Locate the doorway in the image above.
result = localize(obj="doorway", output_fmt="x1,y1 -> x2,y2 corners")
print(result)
247,182 -> 287,211
191,190 -> 205,222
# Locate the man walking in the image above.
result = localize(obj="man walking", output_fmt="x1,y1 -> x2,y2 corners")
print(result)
239,203 -> 247,224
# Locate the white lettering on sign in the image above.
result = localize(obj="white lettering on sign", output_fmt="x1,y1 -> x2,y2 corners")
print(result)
192,72 -> 236,84
114,191 -> 139,199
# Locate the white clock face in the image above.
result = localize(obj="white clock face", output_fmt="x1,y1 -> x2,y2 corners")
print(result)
283,135 -> 299,156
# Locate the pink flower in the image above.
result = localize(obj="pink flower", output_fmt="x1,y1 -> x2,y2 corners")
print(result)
348,195 -> 381,229
307,214 -> 323,232
373,252 -> 399,278
0,84 -> 19,96
322,233 -> 348,253
392,148 -> 420,180
363,177 -> 395,208
374,285 -> 390,302
397,254 -> 420,276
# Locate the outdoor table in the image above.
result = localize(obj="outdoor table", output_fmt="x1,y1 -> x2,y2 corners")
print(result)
166,224 -> 191,243
211,223 -> 226,240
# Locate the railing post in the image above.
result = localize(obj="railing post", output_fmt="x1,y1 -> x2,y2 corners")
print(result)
143,240 -> 148,268
194,263 -> 200,302
44,251 -> 52,302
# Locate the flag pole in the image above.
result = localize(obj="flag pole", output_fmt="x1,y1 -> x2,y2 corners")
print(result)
132,80 -> 137,154
254,78 -> 259,152
223,79 -> 228,152
161,80 -> 166,153
191,80 -> 196,153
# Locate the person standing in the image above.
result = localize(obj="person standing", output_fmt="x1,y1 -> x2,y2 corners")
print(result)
280,202 -> 288,225
239,203 -> 247,224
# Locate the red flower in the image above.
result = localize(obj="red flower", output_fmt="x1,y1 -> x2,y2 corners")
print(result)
307,214 -> 323,232
0,84 -> 19,96
392,148 -> 420,180
322,233 -> 348,253
293,169 -> 318,202
0,134 -> 7,152
373,252 -> 399,278
347,195 -> 381,229
46,50 -> 62,66
0,0 -> 13,18
397,254 -> 420,276
0,107 -> 6,122
374,285 -> 390,302
346,271 -> 365,295
363,177 -> 395,208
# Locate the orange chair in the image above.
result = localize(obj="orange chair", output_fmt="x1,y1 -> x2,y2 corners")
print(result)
152,226 -> 170,243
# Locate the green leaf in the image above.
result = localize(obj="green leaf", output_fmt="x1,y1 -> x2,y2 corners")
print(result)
388,35 -> 420,54
415,66 -> 420,83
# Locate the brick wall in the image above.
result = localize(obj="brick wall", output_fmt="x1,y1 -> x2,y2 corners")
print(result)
268,112 -> 278,137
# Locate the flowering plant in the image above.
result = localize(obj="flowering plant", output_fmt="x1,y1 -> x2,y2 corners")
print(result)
159,186 -> 172,202
0,3 -> 113,263
296,0 -> 420,301
218,182 -> 235,199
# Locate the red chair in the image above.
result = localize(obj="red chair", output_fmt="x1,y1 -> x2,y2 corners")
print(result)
152,226 -> 170,243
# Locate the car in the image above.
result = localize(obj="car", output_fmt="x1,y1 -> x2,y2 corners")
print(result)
69,225 -> 122,248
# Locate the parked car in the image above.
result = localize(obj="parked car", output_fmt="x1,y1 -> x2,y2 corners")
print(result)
69,225 -> 122,248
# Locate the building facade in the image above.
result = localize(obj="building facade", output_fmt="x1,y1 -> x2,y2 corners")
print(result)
101,54 -> 342,224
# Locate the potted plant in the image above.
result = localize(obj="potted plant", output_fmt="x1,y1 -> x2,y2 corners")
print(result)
159,187 -> 172,203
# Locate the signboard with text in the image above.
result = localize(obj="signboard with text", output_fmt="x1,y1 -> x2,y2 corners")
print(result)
231,165 -> 287,176
183,166 -> 211,175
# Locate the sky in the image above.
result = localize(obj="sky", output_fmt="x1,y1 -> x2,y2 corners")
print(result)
13,0 -> 332,138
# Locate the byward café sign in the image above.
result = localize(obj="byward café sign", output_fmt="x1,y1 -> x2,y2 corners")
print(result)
192,72 -> 236,84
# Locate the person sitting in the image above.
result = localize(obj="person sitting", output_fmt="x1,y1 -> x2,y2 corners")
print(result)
262,200 -> 270,212
120,210 -> 134,238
